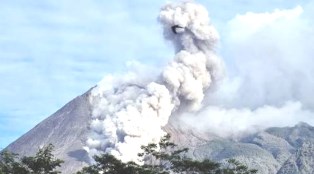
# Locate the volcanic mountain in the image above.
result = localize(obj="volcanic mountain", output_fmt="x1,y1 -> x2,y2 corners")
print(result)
5,89 -> 314,174
5,1 -> 314,174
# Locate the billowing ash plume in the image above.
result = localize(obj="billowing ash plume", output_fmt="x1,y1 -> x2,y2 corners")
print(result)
84,1 -> 224,163
180,5 -> 314,138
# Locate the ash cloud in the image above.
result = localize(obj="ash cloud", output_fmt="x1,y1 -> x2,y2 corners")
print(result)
84,1 -> 314,163
84,1 -> 224,163
181,4 -> 314,137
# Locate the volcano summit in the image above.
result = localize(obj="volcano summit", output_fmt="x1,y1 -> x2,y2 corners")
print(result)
5,1 -> 314,174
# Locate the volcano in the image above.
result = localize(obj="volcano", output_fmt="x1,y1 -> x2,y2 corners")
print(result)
4,1 -> 314,174
5,89 -> 314,174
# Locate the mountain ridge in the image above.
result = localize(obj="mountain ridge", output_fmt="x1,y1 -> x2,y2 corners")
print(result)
5,90 -> 314,174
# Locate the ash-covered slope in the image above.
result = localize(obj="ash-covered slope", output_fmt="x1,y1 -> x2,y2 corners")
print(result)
166,122 -> 314,174
5,89 -> 314,174
277,142 -> 314,174
241,122 -> 314,174
5,91 -> 92,174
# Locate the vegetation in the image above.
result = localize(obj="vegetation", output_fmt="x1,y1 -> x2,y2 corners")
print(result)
0,135 -> 257,174
0,144 -> 64,174
77,134 -> 258,174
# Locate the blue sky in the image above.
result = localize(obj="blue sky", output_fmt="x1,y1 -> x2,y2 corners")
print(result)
0,0 -> 313,148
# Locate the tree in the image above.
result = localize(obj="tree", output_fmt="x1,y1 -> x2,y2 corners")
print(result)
77,154 -> 154,174
0,144 -> 64,174
78,134 -> 257,174
221,159 -> 258,174
21,144 -> 64,174
0,150 -> 28,174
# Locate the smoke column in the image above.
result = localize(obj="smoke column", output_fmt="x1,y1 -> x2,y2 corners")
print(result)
84,1 -> 224,163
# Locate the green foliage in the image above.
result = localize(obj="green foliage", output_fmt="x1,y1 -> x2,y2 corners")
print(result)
0,144 -> 64,174
77,154 -> 157,174
221,159 -> 258,174
0,150 -> 28,174
21,144 -> 64,174
78,134 -> 258,174
0,136 -> 258,174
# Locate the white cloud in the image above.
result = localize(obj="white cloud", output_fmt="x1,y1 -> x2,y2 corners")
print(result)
227,6 -> 303,41
181,101 -> 314,138
210,4 -> 314,109
180,4 -> 314,137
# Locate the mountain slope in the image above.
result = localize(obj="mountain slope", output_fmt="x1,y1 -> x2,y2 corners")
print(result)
5,89 -> 314,174
5,91 -> 92,173
277,142 -> 314,174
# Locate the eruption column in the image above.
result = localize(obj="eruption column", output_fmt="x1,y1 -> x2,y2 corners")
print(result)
85,1 -> 224,163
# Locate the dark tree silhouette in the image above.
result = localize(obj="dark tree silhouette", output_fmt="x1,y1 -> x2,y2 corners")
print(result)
0,144 -> 64,174
78,134 -> 257,174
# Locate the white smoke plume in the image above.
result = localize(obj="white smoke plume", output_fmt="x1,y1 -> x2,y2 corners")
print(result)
180,4 -> 314,137
84,1 -> 224,163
